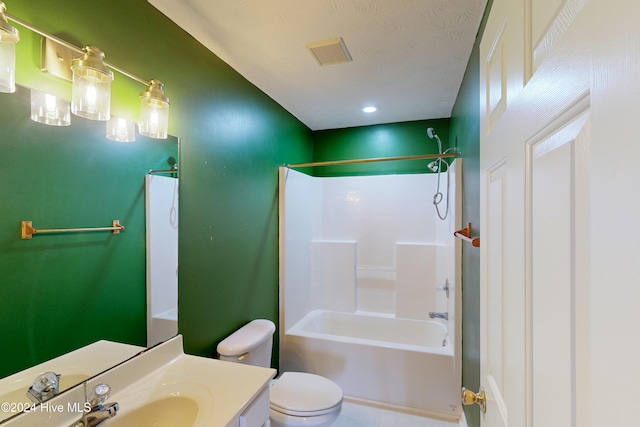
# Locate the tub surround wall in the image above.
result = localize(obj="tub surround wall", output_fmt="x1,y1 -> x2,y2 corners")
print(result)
279,168 -> 318,331
310,241 -> 357,312
396,244 -> 437,319
282,166 -> 459,325
308,241 -> 449,320
146,175 -> 179,347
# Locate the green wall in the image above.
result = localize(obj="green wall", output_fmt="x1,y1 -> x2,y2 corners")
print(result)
1,0 -> 313,374
0,86 -> 177,377
450,51 -> 482,427
311,119 -> 452,176
449,1 -> 492,425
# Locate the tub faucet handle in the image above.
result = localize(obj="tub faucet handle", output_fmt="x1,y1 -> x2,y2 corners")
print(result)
436,278 -> 450,298
429,312 -> 448,320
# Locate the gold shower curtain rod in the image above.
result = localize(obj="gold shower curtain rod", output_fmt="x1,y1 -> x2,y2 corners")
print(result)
285,152 -> 460,168
21,220 -> 124,240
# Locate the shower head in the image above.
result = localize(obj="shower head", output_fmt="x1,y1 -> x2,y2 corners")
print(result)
426,127 -> 442,154
427,127 -> 435,139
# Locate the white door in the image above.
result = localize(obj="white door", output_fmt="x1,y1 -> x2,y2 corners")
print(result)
477,0 -> 640,426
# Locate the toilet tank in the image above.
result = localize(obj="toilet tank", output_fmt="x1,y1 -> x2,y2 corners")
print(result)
216,319 -> 275,368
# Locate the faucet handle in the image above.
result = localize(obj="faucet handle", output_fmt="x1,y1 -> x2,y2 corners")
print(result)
87,384 -> 111,408
27,372 -> 61,403
436,278 -> 450,298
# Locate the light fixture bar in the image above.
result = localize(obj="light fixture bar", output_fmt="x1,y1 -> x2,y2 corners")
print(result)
5,13 -> 148,85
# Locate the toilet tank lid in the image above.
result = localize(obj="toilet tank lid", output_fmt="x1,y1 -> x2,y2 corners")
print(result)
217,319 -> 276,356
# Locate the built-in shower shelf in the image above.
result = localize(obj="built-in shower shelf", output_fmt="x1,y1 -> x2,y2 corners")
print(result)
454,222 -> 480,247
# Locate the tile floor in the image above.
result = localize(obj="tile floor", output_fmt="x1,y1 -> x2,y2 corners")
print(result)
332,399 -> 461,427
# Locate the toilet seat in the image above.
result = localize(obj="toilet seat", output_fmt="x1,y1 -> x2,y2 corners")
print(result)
270,372 -> 343,417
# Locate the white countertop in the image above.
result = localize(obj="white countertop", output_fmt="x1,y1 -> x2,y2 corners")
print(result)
0,340 -> 142,423
2,335 -> 276,427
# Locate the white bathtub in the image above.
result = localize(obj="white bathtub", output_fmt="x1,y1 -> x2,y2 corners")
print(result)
280,310 -> 461,418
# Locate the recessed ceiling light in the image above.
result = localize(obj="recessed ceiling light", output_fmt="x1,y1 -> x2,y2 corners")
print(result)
362,105 -> 378,113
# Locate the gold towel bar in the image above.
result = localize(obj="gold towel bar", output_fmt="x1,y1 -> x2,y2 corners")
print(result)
21,220 -> 124,240
454,222 -> 480,247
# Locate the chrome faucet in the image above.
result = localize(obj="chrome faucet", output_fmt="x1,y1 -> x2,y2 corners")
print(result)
69,383 -> 119,427
27,372 -> 61,403
429,312 -> 448,320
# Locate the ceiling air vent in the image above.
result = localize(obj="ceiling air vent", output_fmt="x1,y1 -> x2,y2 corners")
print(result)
306,37 -> 353,66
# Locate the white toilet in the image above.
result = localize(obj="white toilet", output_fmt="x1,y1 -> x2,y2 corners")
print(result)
217,319 -> 343,427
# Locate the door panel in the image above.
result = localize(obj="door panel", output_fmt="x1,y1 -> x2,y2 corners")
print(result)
532,0 -> 588,71
479,0 -> 593,426
483,161 -> 508,427
528,107 -> 590,426
485,17 -> 507,132
479,0 -> 639,426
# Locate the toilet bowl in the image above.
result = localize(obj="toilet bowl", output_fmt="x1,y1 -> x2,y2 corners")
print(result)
269,372 -> 342,427
216,319 -> 343,427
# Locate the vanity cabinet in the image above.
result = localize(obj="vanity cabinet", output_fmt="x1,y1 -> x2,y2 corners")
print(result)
236,386 -> 270,427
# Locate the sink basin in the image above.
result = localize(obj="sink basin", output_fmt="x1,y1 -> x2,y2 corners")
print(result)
106,396 -> 199,427
103,381 -> 212,427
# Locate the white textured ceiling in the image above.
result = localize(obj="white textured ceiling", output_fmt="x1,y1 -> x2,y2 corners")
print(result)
149,0 -> 487,131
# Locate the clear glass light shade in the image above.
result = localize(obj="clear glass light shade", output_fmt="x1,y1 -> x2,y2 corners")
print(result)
139,101 -> 169,139
0,3 -> 19,94
106,117 -> 135,142
0,40 -> 16,93
30,90 -> 71,126
71,46 -> 113,121
139,79 -> 169,139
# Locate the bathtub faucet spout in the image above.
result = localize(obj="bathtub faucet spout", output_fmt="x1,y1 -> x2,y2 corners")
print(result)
429,312 -> 448,320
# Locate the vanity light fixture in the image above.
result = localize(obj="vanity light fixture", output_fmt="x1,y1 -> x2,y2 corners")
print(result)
0,1 -> 19,93
1,4 -> 171,137
139,79 -> 170,139
70,46 -> 113,121
30,89 -> 71,126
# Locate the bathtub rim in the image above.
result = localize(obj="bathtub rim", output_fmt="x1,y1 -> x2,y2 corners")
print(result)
285,309 -> 453,356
